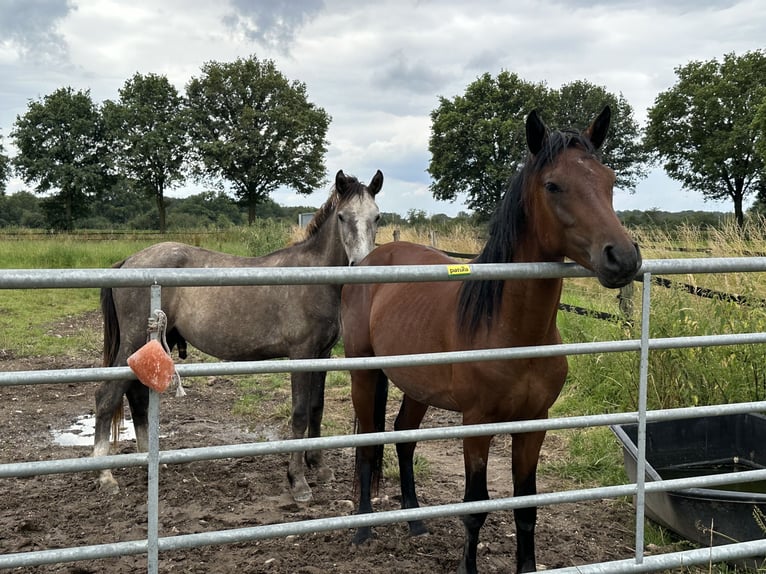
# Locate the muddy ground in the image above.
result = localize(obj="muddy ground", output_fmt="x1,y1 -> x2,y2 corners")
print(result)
1,313 -> 654,573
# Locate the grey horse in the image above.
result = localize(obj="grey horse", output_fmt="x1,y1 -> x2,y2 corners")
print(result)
94,169 -> 383,502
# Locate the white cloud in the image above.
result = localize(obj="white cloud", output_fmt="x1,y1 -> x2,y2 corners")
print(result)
1,0 -> 764,216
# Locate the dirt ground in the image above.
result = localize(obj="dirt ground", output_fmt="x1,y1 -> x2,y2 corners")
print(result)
0,313 -> 643,573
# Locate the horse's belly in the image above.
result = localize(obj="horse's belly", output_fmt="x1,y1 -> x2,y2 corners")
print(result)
383,364 -> 460,411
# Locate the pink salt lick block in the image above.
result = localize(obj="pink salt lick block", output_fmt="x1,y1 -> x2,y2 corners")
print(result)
127,339 -> 176,393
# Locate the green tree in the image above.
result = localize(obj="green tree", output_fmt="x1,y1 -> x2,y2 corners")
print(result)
428,71 -> 552,218
645,50 -> 766,227
428,72 -> 647,218
89,178 -> 153,228
11,87 -> 111,230
552,80 -> 649,191
103,73 -> 189,233
756,97 -> 766,163
185,55 -> 331,224
0,133 -> 10,195
0,190 -> 45,227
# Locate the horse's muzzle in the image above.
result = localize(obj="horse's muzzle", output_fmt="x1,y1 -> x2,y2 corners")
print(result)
596,242 -> 642,289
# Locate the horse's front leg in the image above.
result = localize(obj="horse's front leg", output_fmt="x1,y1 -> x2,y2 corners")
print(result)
458,435 -> 492,574
394,395 -> 429,537
288,371 -> 314,502
304,370 -> 334,483
512,430 -> 546,574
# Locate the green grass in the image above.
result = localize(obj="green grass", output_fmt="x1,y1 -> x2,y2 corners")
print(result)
0,288 -> 101,356
382,444 -> 431,482
0,227 -> 294,357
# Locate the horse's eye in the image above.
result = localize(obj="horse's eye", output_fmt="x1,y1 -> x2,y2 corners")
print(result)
338,213 -> 346,223
544,182 -> 562,193
374,213 -> 381,223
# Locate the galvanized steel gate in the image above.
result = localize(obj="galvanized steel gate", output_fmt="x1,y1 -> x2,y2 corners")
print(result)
2,257 -> 766,573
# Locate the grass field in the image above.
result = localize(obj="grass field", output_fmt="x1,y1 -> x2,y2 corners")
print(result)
2,221 -> 766,571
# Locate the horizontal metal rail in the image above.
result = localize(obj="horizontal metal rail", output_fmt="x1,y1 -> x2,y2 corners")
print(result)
3,401 -> 766,479
3,474 -> 766,569
1,257 -> 766,289
3,331 -> 766,387
3,257 -> 766,572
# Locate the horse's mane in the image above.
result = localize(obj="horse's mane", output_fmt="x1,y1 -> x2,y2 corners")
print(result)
457,128 -> 598,335
301,174 -> 363,241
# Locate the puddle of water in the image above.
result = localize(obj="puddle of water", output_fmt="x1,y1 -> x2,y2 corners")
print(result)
52,416 -> 280,446
51,414 -> 136,447
245,424 -> 282,442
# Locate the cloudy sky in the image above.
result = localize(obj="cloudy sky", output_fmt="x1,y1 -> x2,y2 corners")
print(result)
1,0 -> 764,217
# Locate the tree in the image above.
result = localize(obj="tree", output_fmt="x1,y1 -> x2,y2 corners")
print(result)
645,50 -> 766,227
103,73 -> 189,233
552,80 -> 648,191
11,87 -> 111,230
185,55 -> 331,224
428,72 -> 648,218
756,97 -> 766,159
428,71 -> 552,218
0,133 -> 10,195
0,190 -> 45,227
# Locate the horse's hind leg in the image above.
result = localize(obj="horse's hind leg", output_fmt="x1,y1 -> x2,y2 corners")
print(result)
304,369 -> 334,483
93,379 -> 133,493
126,380 -> 151,452
351,369 -> 388,545
458,435 -> 492,574
394,395 -> 429,537
511,430 -> 546,573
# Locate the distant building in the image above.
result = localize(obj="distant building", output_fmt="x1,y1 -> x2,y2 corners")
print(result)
298,213 -> 314,228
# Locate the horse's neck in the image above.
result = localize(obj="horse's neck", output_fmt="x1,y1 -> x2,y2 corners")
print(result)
496,276 -> 562,344
499,239 -> 564,345
303,218 -> 348,266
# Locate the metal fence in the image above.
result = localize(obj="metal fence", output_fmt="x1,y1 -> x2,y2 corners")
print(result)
2,257 -> 766,572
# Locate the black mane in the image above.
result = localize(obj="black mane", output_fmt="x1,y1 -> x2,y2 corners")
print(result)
456,128 -> 598,335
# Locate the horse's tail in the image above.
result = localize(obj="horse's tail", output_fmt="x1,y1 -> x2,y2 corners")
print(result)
101,260 -> 125,447
353,370 -> 389,498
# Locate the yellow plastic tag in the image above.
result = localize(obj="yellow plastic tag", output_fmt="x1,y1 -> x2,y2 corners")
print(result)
447,264 -> 471,276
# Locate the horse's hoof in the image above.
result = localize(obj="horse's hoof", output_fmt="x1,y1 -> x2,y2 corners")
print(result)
98,477 -> 120,495
290,478 -> 313,503
351,526 -> 375,546
315,465 -> 335,483
408,520 -> 429,537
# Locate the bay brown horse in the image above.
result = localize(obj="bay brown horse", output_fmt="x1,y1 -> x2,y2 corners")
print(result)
94,169 -> 382,502
341,108 -> 641,573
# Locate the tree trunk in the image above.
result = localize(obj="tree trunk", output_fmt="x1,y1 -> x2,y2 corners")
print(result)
155,189 -> 167,233
733,188 -> 744,228
248,199 -> 257,225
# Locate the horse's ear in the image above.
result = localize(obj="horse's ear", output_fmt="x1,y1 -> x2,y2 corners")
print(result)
368,170 -> 383,196
335,170 -> 348,195
583,105 -> 611,150
525,109 -> 548,155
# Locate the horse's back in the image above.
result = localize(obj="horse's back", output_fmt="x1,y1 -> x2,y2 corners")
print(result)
360,241 -> 455,267
122,241 -> 242,269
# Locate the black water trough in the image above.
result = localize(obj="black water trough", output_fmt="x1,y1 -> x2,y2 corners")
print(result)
612,413 -> 766,568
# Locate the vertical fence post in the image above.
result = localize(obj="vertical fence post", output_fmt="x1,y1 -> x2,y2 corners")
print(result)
147,284 -> 162,574
634,272 -> 652,565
